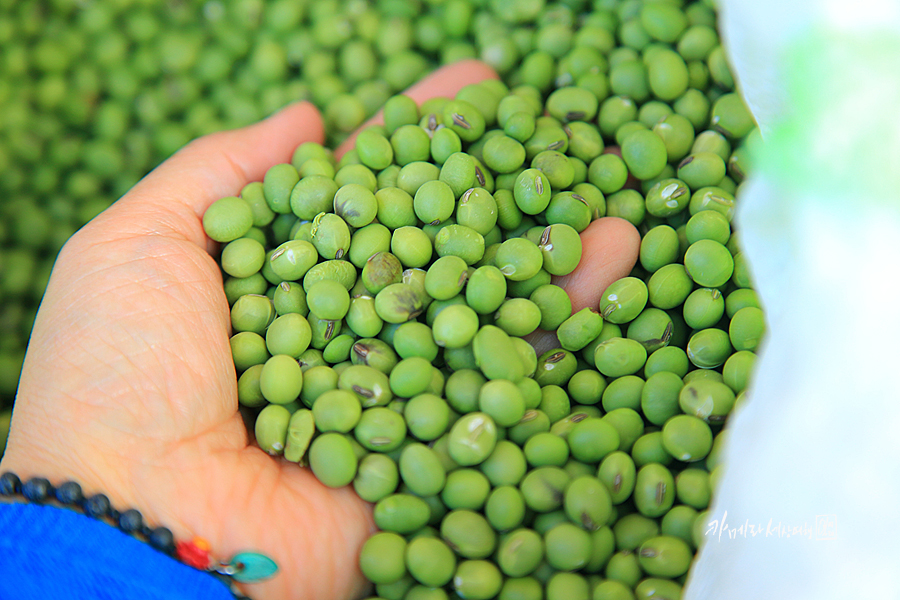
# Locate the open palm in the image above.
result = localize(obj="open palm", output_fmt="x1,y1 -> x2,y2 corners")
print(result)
1,61 -> 639,600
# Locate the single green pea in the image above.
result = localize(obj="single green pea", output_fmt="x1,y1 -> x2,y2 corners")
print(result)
613,513 -> 660,552
524,432 -> 570,468
681,286 -> 725,331
593,337 -> 647,378
566,418 -> 621,464
399,442 -> 447,497
723,349 -> 756,393
631,431 -> 674,468
686,207 -> 731,245
203,196 -> 254,243
676,468 -> 712,510
406,536 -> 456,588
306,279 -> 351,321
519,466 -> 571,513
686,327 -> 733,370
446,412 -> 498,466
600,375 -> 644,412
355,407 -> 408,452
599,277 -> 648,324
374,493 -> 431,534
259,354 -> 304,405
619,129 -> 667,181
639,225 -> 680,273
466,265 -> 507,315
434,224 -> 485,265
545,522 -> 592,571
533,351 -> 577,390
565,475 -> 613,530
484,485 -> 527,532
390,124 -> 430,167
683,239 -> 734,288
597,451 -> 637,505
308,432 -> 358,488
441,468 -> 491,511
453,560 -> 503,600
353,452 -> 400,503
633,464 -> 675,518
638,535 -> 692,578
678,378 -> 736,423
539,223 -> 583,276
645,178 -> 691,218
441,509 -> 497,560
497,528 -> 544,578
660,505 -> 700,551
513,168 -> 552,215
231,294 -> 276,335
662,414 -> 713,462
359,531 -> 407,585
647,263 -> 694,310
729,306 -> 765,352
647,49 -> 689,101
255,404 -> 291,456
588,153 -> 628,195
529,284 -> 573,331
312,389 -> 362,433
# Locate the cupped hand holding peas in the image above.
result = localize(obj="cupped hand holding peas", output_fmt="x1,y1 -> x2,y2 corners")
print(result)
0,61 -> 639,600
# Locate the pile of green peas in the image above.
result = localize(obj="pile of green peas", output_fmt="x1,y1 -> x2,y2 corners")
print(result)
204,6 -> 762,591
5,0 -> 765,596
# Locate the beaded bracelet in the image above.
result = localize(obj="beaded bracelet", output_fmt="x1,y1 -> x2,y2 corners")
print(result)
0,471 -> 278,599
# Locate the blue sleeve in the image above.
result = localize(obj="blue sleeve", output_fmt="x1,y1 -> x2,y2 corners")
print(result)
0,502 -> 236,600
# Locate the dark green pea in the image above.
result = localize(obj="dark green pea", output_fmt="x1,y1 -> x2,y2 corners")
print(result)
634,464 -> 675,518
453,560 -> 503,600
255,404 -> 291,456
434,224 -> 485,265
597,451 -> 637,505
534,351 -> 577,389
676,467 -> 711,510
297,349 -> 327,371
631,431 -> 674,468
686,327 -> 733,369
613,513 -> 660,552
566,418 -> 620,464
354,452 -> 399,503
374,493 -> 431,534
308,432 -> 358,488
362,252 -> 403,296
359,531 -> 407,585
374,283 -> 425,324
441,509 -> 497,560
599,277 -> 648,324
306,313 -> 338,351
355,406 -> 407,452
662,415 -> 713,462
647,264 -> 694,310
651,114 -> 695,164
679,378 -> 735,424
545,522 -> 592,571
638,535 -> 692,578
231,294 -> 276,335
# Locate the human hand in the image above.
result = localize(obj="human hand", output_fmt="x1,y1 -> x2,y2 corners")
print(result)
0,60 -> 638,600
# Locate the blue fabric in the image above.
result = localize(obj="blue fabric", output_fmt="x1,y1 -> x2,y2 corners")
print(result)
0,502 -> 235,600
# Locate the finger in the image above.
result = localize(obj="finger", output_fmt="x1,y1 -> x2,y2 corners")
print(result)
335,59 -> 499,158
86,102 -> 324,249
527,217 -> 641,356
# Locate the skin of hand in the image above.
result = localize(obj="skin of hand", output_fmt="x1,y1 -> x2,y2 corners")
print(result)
0,60 -> 638,600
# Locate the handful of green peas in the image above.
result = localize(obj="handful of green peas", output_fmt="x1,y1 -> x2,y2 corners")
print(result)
203,16 -> 762,593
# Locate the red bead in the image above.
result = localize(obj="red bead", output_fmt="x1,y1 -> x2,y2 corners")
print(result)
175,537 -> 212,570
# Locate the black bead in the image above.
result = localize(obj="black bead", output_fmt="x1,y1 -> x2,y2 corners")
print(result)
0,472 -> 21,496
83,493 -> 111,518
119,509 -> 143,533
148,527 -> 175,555
55,481 -> 83,505
22,478 -> 53,503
